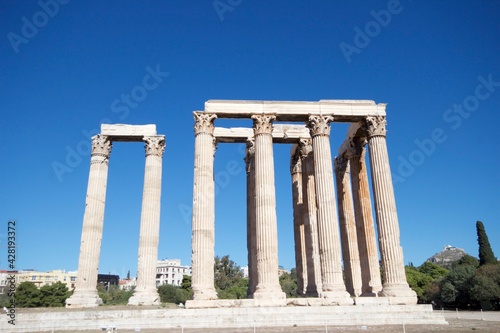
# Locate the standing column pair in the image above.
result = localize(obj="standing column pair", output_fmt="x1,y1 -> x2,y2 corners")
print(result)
67,133 -> 165,308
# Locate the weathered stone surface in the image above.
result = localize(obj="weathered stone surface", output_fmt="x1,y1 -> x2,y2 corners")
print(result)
205,100 -> 386,122
128,136 -> 165,306
365,116 -> 417,302
5,305 -> 447,331
191,113 -> 218,300
101,124 -> 156,139
66,135 -> 111,308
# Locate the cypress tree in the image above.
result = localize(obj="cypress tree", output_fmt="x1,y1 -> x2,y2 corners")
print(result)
476,221 -> 497,266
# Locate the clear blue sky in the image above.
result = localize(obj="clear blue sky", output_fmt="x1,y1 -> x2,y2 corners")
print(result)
1,1 -> 498,278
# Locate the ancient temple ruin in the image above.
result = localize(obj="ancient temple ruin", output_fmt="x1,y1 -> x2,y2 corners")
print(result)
188,99 -> 417,308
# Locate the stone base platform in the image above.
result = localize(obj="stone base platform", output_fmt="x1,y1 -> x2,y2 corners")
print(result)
3,303 -> 447,332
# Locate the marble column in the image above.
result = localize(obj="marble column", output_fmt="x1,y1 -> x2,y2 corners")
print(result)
298,138 -> 322,296
245,138 -> 258,297
347,138 -> 382,296
191,112 -> 218,300
251,114 -> 285,300
291,149 -> 307,295
66,135 -> 112,308
334,156 -> 362,297
365,116 -> 417,303
128,136 -> 165,306
306,116 -> 352,304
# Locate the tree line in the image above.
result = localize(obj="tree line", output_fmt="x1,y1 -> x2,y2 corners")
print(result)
4,221 -> 497,309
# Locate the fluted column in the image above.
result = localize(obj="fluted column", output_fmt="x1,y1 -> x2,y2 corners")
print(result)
251,114 -> 285,300
128,136 -> 165,306
191,112 -> 218,300
66,135 -> 112,308
291,148 -> 306,295
365,116 -> 417,303
298,138 -> 322,296
245,138 -> 258,297
347,138 -> 382,296
334,156 -> 362,297
306,116 -> 352,304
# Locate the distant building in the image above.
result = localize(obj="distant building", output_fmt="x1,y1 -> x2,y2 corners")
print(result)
119,277 -> 136,291
0,270 -> 10,294
97,274 -> 120,290
241,266 -> 249,278
16,270 -> 78,289
278,266 -> 289,276
156,259 -> 191,287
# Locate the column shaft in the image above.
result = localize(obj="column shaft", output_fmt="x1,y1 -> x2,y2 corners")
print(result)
291,149 -> 306,295
365,116 -> 416,303
348,140 -> 382,296
307,116 -> 352,304
245,139 -> 258,297
334,156 -> 362,297
66,135 -> 111,308
252,114 -> 285,300
299,139 -> 322,296
191,113 -> 218,300
128,136 -> 165,306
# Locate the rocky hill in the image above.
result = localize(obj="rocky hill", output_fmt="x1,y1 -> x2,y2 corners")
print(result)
426,245 -> 468,269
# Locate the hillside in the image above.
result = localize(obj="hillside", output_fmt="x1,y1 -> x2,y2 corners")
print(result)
426,245 -> 468,269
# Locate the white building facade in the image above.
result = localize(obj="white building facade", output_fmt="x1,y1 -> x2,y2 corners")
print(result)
156,259 -> 191,287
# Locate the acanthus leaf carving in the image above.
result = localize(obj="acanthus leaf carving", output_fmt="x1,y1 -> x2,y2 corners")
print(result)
193,112 -> 217,135
307,115 -> 334,137
365,116 -> 387,138
251,114 -> 275,135
144,136 -> 166,157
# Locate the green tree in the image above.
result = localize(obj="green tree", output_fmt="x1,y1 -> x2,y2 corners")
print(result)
419,262 -> 449,279
40,281 -> 70,307
157,284 -> 187,304
477,221 -> 497,266
97,284 -> 134,305
470,264 -> 500,309
16,282 -> 42,308
454,254 -> 479,268
180,275 -> 192,300
214,255 -> 244,291
279,271 -> 297,297
405,266 -> 433,301
440,264 -> 476,308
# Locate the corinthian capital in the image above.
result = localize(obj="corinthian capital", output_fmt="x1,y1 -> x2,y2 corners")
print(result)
91,135 -> 112,159
193,112 -> 217,135
334,156 -> 348,174
244,138 -> 255,173
298,138 -> 312,159
290,150 -> 302,174
251,114 -> 276,135
345,137 -> 366,160
144,136 -> 166,157
307,115 -> 334,137
365,116 -> 387,138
